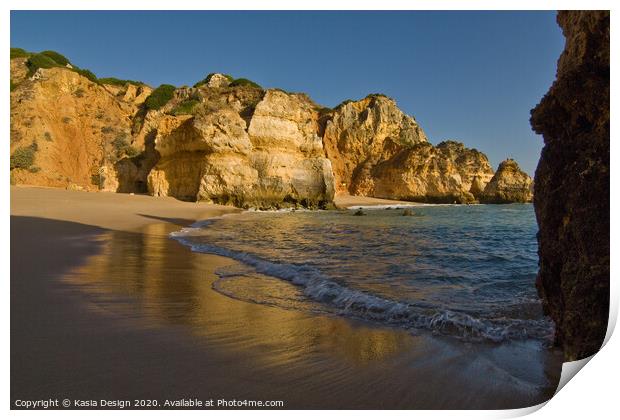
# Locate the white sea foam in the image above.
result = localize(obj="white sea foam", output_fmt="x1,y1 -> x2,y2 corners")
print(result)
170,228 -> 554,344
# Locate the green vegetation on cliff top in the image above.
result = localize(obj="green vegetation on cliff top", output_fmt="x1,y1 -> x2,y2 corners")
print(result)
229,78 -> 262,89
13,47 -> 144,88
98,77 -> 145,86
22,49 -> 101,85
74,68 -> 98,83
144,84 -> 176,110
12,48 -> 384,115
40,50 -> 70,66
10,47 -> 30,59
25,53 -> 62,75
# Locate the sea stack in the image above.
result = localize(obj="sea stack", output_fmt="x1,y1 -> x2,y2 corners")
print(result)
480,159 -> 533,204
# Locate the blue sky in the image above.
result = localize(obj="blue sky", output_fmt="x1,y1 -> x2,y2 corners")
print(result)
10,11 -> 564,175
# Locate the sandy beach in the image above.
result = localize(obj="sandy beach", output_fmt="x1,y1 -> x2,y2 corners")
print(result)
333,195 -> 416,208
11,186 -> 562,409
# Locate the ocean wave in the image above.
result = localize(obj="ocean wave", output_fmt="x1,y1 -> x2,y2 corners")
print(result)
170,229 -> 554,344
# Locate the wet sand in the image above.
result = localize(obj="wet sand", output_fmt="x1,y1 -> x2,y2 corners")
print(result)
11,187 -> 563,409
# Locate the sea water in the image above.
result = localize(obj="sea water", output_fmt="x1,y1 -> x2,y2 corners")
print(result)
171,204 -> 554,344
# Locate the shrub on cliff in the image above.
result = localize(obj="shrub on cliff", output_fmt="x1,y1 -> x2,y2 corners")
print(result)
40,50 -> 70,66
366,93 -> 388,100
21,49 -> 102,85
10,47 -> 30,59
111,135 -> 139,159
169,99 -> 200,116
334,99 -> 354,109
26,53 -> 62,75
145,84 -> 176,110
74,68 -> 98,83
98,77 -> 145,86
10,145 -> 37,170
229,78 -> 262,89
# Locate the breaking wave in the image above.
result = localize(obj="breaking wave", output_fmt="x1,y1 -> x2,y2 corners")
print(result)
171,221 -> 554,344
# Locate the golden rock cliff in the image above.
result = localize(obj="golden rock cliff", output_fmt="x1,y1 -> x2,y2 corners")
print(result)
323,95 -> 495,203
10,63 -> 142,190
480,159 -> 533,204
147,88 -> 335,208
322,95 -> 428,195
11,60 -> 532,207
368,140 -> 495,203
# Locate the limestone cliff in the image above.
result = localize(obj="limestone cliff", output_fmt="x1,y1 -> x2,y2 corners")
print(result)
480,159 -> 533,204
530,11 -> 609,360
10,51 -> 532,208
10,63 -> 142,190
368,141 -> 495,203
147,89 -> 334,208
322,94 -> 428,194
322,95 -> 495,203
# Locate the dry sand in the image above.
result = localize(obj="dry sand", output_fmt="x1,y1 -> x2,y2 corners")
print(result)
10,186 -> 239,232
334,194 -> 415,208
10,186 -> 562,409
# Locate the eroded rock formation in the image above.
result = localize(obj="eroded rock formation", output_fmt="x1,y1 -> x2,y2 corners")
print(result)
10,64 -> 141,189
368,140 -> 495,203
530,11 -> 610,360
480,159 -> 533,204
322,96 -> 496,203
10,59 -> 532,208
322,94 -> 428,194
148,89 -> 335,208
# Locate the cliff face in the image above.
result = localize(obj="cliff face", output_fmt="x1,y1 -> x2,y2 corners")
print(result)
11,55 -> 532,207
530,11 -> 609,360
322,96 -> 495,203
10,64 -> 142,190
369,141 -> 495,203
480,159 -> 533,204
148,89 -> 335,208
322,95 -> 428,194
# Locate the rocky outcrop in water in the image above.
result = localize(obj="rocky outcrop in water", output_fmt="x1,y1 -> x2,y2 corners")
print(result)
530,11 -> 609,360
322,96 -> 496,203
322,94 -> 429,194
378,140 -> 496,203
366,141 -> 496,204
11,54 -> 532,207
480,159 -> 533,204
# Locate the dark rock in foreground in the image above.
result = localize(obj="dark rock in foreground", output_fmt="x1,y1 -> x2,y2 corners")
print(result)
530,10 -> 610,361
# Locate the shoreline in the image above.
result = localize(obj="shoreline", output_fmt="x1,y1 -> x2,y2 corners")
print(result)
333,194 -> 422,209
11,186 -> 562,409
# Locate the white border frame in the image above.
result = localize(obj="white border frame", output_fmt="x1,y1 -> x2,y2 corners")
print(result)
3,2 -> 617,419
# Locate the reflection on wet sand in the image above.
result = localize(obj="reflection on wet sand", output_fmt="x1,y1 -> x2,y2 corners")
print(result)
66,223 -> 412,365
63,222 -> 562,409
